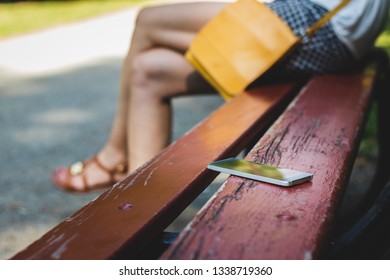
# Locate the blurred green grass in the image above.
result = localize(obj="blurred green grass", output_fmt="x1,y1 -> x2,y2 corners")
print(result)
0,0 -> 142,38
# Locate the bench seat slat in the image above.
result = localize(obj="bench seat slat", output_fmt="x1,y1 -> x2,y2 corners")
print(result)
161,70 -> 377,260
12,83 -> 298,260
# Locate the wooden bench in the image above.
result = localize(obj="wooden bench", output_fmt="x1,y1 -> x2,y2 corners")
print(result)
11,49 -> 390,260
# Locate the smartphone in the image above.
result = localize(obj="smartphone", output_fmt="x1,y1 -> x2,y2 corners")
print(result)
207,158 -> 312,187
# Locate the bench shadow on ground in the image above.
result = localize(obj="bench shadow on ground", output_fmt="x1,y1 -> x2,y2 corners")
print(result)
0,57 -> 225,259
0,57 -> 376,259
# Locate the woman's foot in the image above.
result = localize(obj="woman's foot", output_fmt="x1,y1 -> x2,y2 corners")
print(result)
52,152 -> 128,193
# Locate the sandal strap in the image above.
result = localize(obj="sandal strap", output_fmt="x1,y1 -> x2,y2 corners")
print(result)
73,160 -> 90,191
81,168 -> 88,190
92,156 -> 112,175
60,156 -> 127,192
92,155 -> 127,181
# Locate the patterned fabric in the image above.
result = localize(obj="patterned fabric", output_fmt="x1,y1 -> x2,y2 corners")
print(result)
265,0 -> 358,78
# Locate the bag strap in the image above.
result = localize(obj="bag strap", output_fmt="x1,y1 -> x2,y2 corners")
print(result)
305,0 -> 351,39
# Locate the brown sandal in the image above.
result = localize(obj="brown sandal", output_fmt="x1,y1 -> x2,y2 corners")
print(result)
52,156 -> 127,193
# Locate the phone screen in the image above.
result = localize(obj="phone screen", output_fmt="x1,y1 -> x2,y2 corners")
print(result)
207,158 -> 312,186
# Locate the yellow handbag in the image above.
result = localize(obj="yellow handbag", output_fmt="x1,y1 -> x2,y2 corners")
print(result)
185,0 -> 351,101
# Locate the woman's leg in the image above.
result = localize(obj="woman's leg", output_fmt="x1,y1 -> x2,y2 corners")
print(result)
125,2 -> 229,170
53,2 -> 228,191
128,48 -> 196,170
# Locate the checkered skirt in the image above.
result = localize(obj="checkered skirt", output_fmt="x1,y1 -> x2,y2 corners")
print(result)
265,0 -> 357,77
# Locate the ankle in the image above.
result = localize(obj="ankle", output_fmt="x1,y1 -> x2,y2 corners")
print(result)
99,144 -> 127,167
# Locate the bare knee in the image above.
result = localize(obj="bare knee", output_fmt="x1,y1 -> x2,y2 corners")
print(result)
135,6 -> 160,29
129,53 -> 166,102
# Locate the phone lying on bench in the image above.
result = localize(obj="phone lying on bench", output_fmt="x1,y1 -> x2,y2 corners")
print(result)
207,158 -> 313,187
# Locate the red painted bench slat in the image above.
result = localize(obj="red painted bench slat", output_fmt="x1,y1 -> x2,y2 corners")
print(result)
161,69 -> 378,260
12,82 -> 298,260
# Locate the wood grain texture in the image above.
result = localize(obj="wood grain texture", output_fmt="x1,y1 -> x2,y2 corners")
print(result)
11,83 -> 297,260
161,70 -> 378,260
